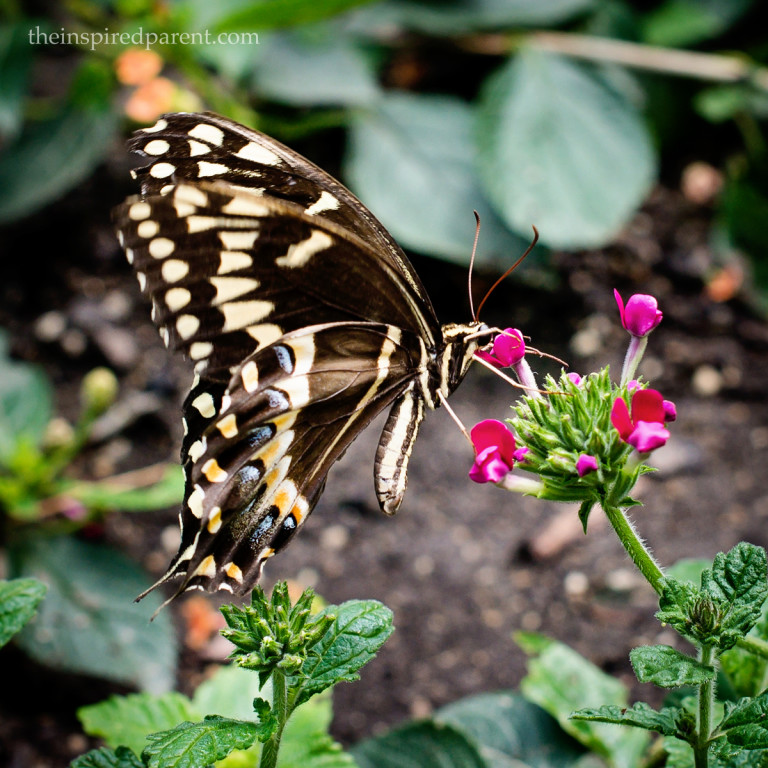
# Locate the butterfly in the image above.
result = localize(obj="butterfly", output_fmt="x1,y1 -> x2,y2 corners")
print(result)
113,111 -> 495,599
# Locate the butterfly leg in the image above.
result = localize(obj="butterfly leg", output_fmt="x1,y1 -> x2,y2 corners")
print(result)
374,383 -> 426,515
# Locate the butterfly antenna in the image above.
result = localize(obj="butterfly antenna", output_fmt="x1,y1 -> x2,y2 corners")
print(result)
475,226 -> 539,321
468,211 -> 482,320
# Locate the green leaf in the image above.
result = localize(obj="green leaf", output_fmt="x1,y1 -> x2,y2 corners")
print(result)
704,543 -> 767,613
477,48 -> 656,249
0,577 -> 47,648
642,0 -> 753,47
69,746 -> 144,768
66,465 -> 184,513
0,22 -> 34,141
142,716 -> 258,768
572,702 -> 683,738
78,693 -> 199,756
344,91 -> 527,267
192,665 -> 268,721
695,85 -> 768,124
0,335 -> 53,464
215,0 -> 377,32
290,599 -> 393,708
278,692 -> 358,768
518,635 -> 648,767
9,535 -> 177,692
721,600 -> 768,697
0,103 -> 117,224
725,725 -> 768,751
630,645 -> 715,688
253,29 -> 378,107
721,693 -> 768,733
436,690 -> 588,767
352,0 -> 596,34
353,721 -> 486,768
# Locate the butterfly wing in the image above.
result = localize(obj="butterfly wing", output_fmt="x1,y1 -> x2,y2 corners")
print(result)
127,111 -> 436,321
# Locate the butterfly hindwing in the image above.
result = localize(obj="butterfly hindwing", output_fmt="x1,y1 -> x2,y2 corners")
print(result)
166,322 -> 425,594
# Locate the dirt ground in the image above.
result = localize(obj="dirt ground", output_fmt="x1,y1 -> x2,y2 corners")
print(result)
2,170 -> 768,766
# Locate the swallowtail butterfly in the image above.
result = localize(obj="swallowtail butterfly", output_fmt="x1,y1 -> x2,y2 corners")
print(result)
114,112 -> 493,599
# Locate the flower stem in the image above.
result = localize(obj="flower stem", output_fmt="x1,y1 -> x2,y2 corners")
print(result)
621,335 -> 647,385
259,670 -> 288,768
694,644 -> 715,768
602,503 -> 665,594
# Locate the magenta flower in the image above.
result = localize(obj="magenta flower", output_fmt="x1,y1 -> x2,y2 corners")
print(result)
611,389 -> 674,453
469,419 -> 516,483
566,372 -> 583,386
614,290 -> 663,337
476,328 -> 525,368
576,454 -> 599,477
513,446 -> 530,463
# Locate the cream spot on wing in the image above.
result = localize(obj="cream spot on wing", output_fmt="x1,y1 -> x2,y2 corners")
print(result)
165,287 -> 191,311
188,139 -> 210,156
219,230 -> 259,251
220,393 -> 231,413
175,185 -> 208,207
217,413 -> 238,438
149,162 -> 176,179
241,360 -> 259,392
192,391 -> 216,418
278,376 -> 310,408
203,458 -> 228,483
159,184 -> 174,195
197,161 -> 229,178
176,313 -> 199,339
188,437 -> 206,462
305,190 -> 340,216
137,219 -> 159,238
160,327 -> 170,347
128,201 -> 151,220
136,272 -> 147,291
224,562 -> 243,582
221,195 -> 269,216
144,138 -> 170,155
218,251 -> 253,274
291,495 -> 309,523
190,341 -> 213,360
193,554 -> 217,579
188,485 -> 205,518
173,200 -> 196,217
149,237 -> 175,259
235,141 -> 281,165
271,412 -> 297,432
207,506 -> 222,533
276,230 -> 333,268
210,276 -> 259,304
221,300 -> 273,332
162,258 -> 189,282
287,335 -> 315,377
125,247 -> 134,264
142,118 -> 168,133
188,123 -> 224,145
246,324 -> 282,347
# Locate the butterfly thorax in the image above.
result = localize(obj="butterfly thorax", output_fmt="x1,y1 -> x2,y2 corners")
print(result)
433,321 -> 493,402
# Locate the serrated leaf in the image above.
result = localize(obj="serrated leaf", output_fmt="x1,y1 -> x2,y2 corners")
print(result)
0,340 -> 52,463
0,577 -> 47,648
290,599 -> 393,708
353,721 -> 486,768
0,103 -> 117,224
142,716 -> 258,768
630,645 -> 715,688
726,725 -> 768,750
69,746 -> 144,768
477,48 -> 656,249
722,693 -> 768,732
78,692 -> 199,756
344,91 -> 527,267
518,636 -> 648,767
436,690 -> 587,767
721,599 -> 768,697
9,535 -> 177,692
572,702 -> 682,737
704,543 -> 767,612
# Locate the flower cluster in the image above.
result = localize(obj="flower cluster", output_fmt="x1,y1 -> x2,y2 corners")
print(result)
468,291 -> 675,513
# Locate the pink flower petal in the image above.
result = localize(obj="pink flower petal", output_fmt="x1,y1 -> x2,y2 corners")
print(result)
663,399 -> 677,422
576,454 -> 598,477
622,294 -> 663,337
610,397 -> 633,440
469,446 -> 511,483
631,389 -> 666,424
470,419 -> 516,460
628,421 -> 670,453
492,328 -> 525,366
475,349 -> 503,368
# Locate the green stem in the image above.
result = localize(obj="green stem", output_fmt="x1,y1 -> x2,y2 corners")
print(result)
735,634 -> 768,660
694,644 -> 716,768
602,502 -> 665,594
259,670 -> 289,768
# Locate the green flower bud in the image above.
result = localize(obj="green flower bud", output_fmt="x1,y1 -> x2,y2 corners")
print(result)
81,367 -> 119,415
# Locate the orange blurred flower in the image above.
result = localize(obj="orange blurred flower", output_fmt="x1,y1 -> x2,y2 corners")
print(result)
124,76 -> 176,123
115,48 -> 163,86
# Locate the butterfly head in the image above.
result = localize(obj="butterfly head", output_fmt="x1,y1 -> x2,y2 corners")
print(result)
439,321 -> 494,396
